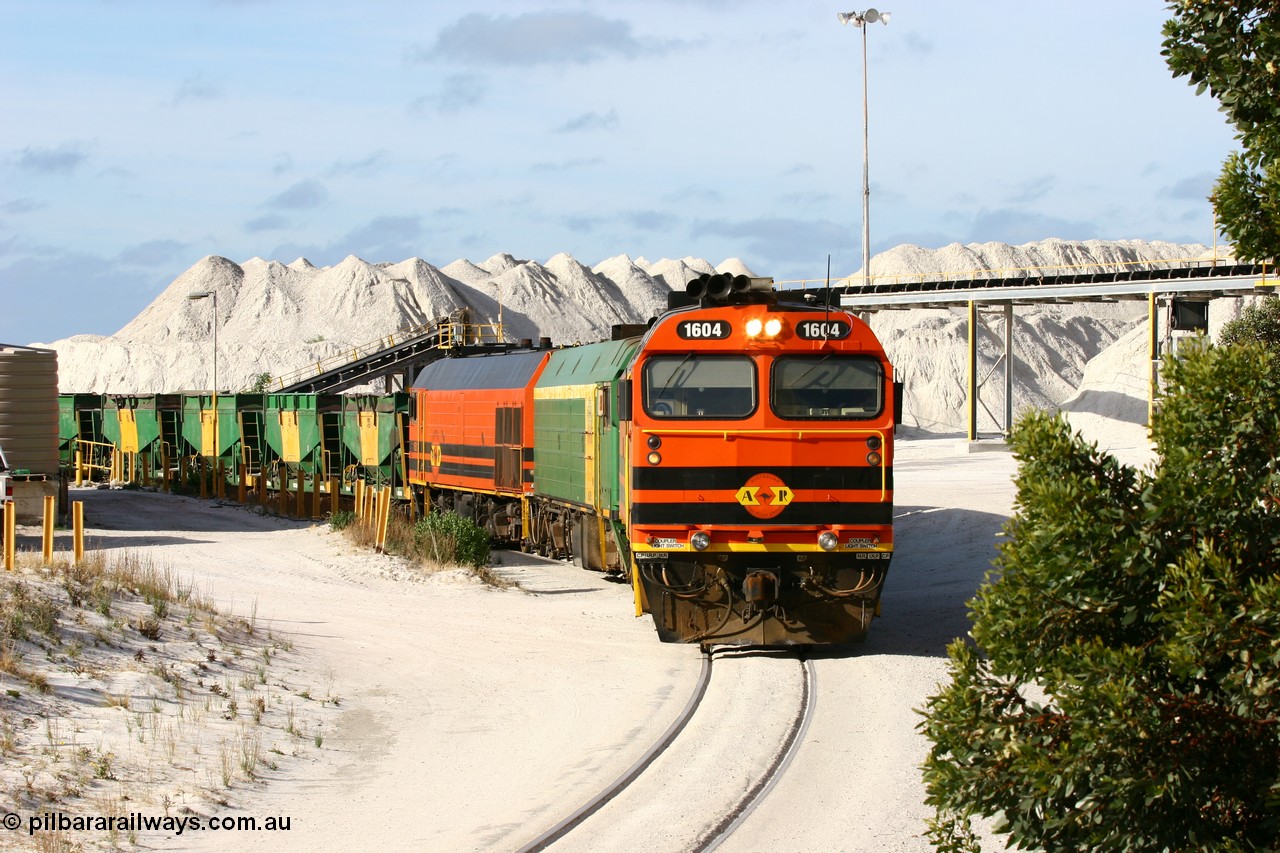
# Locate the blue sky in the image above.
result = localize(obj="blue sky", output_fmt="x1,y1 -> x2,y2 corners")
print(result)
2,0 -> 1236,344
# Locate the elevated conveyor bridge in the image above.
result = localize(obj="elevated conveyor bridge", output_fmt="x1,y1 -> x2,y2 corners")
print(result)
779,257 -> 1276,441
271,315 -> 511,394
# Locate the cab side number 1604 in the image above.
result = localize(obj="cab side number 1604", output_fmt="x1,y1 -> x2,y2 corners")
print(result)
676,320 -> 731,340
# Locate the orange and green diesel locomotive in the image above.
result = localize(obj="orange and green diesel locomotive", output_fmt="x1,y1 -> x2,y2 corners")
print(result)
406,274 -> 901,647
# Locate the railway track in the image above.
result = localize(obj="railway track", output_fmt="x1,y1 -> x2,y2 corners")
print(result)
515,648 -> 817,853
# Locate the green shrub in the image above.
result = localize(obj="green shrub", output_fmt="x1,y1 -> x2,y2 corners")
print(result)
412,512 -> 491,569
1,582 -> 60,641
328,510 -> 356,531
248,372 -> 273,393
919,340 -> 1280,852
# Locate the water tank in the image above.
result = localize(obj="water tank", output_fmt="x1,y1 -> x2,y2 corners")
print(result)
0,344 -> 59,475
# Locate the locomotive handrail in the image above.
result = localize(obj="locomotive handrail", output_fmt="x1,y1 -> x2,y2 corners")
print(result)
639,427 -> 890,500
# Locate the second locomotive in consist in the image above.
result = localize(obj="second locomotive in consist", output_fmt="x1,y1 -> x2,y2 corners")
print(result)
407,274 -> 901,646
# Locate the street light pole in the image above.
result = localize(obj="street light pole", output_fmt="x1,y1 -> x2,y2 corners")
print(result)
838,8 -> 890,289
187,291 -> 218,457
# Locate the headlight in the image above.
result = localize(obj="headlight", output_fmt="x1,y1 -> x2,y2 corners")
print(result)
690,531 -> 711,551
818,531 -> 839,552
745,318 -> 763,337
764,317 -> 783,337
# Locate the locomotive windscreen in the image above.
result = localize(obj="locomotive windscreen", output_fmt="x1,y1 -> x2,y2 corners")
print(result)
771,355 -> 884,419
642,355 -> 756,419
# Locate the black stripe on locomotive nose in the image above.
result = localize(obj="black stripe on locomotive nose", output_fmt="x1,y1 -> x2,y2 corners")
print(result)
631,465 -> 891,492
631,501 -> 893,526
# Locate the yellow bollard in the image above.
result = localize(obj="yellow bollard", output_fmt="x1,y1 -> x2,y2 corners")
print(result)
311,472 -> 321,520
330,477 -> 340,517
355,479 -> 365,521
73,501 -> 84,563
75,449 -> 83,487
42,495 -> 55,565
375,486 -> 391,553
3,505 -> 14,571
296,471 -> 306,519
237,462 -> 246,503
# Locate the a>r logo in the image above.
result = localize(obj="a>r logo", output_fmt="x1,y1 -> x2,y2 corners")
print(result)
736,473 -> 793,519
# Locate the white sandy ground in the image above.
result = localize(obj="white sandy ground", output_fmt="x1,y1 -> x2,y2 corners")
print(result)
1,415 -> 1155,853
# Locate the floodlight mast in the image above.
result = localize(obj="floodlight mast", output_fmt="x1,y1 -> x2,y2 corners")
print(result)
838,8 -> 890,289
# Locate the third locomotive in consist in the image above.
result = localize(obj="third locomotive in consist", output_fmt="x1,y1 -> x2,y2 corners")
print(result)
407,274 -> 901,646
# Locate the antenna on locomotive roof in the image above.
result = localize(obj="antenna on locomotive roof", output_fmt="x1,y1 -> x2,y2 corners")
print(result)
824,254 -> 832,332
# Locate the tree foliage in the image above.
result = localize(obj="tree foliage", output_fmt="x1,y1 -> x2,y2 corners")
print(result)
1219,295 -> 1280,347
919,340 -> 1280,852
1163,1 -> 1280,260
247,371 -> 273,393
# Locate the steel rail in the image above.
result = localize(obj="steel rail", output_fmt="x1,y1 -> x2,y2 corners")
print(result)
693,656 -> 817,852
514,651 -> 714,853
